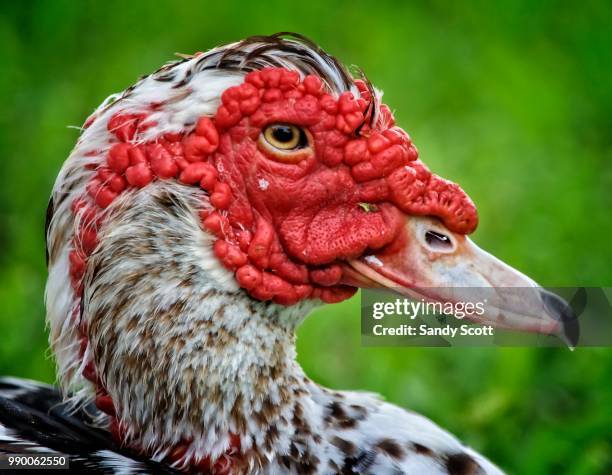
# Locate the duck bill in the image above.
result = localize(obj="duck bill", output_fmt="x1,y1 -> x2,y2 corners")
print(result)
344,217 -> 578,347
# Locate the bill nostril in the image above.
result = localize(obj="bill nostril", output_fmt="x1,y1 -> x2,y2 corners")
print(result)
540,289 -> 580,348
424,230 -> 454,252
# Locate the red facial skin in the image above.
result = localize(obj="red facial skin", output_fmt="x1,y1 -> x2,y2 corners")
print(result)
69,68 -> 478,468
71,67 -> 477,307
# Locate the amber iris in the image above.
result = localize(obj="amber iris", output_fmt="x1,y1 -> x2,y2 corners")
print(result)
263,124 -> 305,150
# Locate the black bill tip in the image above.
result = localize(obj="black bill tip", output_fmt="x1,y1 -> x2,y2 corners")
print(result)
540,289 -> 580,349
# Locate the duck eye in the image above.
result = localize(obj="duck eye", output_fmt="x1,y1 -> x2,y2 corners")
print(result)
263,124 -> 306,150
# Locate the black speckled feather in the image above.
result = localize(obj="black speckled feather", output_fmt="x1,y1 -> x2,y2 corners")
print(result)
0,378 -> 181,474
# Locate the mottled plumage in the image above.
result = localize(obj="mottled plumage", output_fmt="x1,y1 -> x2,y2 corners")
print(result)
2,32 -> 571,474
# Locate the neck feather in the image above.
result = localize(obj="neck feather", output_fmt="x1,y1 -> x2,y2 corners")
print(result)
81,183 -> 317,467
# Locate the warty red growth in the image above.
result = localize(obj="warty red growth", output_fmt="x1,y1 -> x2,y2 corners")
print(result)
69,67 -> 477,309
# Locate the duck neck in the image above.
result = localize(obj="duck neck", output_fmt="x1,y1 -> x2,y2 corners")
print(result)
80,184 -> 316,469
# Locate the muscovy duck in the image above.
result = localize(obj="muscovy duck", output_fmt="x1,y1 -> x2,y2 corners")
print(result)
0,33 -> 575,474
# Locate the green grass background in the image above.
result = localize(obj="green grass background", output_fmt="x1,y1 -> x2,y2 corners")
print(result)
0,1 -> 610,473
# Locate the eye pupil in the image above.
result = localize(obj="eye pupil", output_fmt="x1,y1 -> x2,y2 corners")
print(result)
263,123 -> 306,151
272,125 -> 294,143
425,230 -> 453,250
261,123 -> 311,156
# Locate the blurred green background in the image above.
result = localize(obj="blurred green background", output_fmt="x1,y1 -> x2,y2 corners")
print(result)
1,1 -> 610,473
